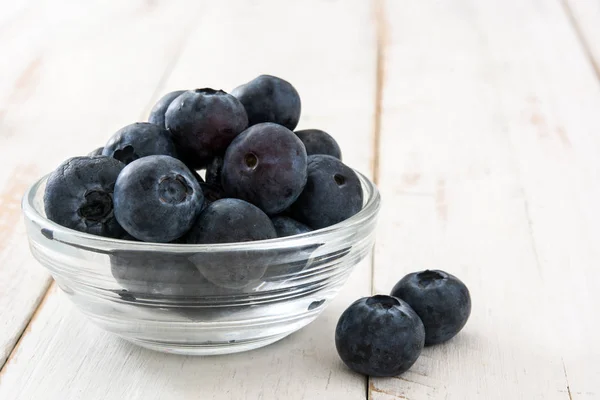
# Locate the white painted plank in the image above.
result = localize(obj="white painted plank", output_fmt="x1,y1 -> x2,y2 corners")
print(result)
0,0 -> 36,34
564,0 -> 600,77
0,1 -> 377,399
494,0 -> 600,396
370,0 -> 600,399
0,0 -> 206,369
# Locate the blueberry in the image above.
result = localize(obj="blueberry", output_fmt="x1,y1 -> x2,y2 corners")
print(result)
185,198 -> 276,244
88,147 -> 104,157
148,90 -> 186,128
295,129 -> 342,160
335,295 -> 425,377
44,156 -> 125,238
113,155 -> 203,242
271,216 -> 311,238
205,156 -> 224,187
260,255 -> 311,282
391,270 -> 471,346
165,88 -> 248,169
289,155 -> 362,229
261,216 -> 314,281
111,251 -> 207,297
102,122 -> 177,164
199,182 -> 224,206
222,123 -> 307,215
185,198 -> 276,289
232,75 -> 301,130
110,251 -> 241,322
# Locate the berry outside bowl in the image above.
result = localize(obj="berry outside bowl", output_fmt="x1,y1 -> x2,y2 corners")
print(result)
21,171 -> 380,356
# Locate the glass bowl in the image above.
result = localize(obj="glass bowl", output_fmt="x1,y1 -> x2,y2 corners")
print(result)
21,171 -> 380,355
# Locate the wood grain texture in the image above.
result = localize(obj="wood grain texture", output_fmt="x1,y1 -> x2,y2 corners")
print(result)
0,0 -> 205,369
0,0 -> 377,399
370,0 -> 600,399
4,0 -> 599,398
0,164 -> 49,368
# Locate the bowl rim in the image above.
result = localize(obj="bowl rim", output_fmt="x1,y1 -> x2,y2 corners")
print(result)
22,169 -> 380,253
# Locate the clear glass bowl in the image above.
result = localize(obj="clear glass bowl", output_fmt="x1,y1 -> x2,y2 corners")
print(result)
22,172 -> 380,355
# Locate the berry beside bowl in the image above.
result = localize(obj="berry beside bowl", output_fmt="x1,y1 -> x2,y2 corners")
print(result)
21,170 -> 379,355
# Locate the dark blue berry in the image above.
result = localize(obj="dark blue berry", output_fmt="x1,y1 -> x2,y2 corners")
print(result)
111,251 -> 207,297
110,250 -> 242,323
199,182 -> 224,206
289,155 -> 362,229
261,216 -> 314,281
335,295 -> 425,377
44,156 -> 125,238
205,156 -> 224,187
232,75 -> 301,130
271,216 -> 311,238
165,88 -> 248,169
102,122 -> 177,164
185,198 -> 276,244
113,155 -> 203,242
260,255 -> 311,282
148,90 -> 185,128
222,123 -> 307,215
185,198 -> 276,289
88,147 -> 104,157
391,270 -> 471,346
295,129 -> 342,159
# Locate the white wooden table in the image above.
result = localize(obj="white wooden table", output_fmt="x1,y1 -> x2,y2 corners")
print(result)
1,0 -> 599,398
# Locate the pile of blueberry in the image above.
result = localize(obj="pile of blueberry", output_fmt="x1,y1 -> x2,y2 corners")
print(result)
43,75 -> 364,244
336,269 -> 471,377
41,74 -> 471,376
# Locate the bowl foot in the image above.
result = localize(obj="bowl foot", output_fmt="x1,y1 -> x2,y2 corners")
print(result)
119,332 -> 290,355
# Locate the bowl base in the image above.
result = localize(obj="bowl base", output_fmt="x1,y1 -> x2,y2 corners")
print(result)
119,332 -> 290,355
